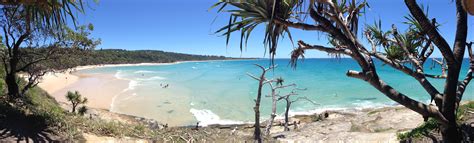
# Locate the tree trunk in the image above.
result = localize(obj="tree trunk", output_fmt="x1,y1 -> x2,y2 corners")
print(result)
254,76 -> 264,143
5,42 -> 22,100
72,104 -> 77,113
440,66 -> 462,142
284,100 -> 291,131
265,90 -> 277,135
254,102 -> 261,142
5,73 -> 20,99
440,122 -> 460,142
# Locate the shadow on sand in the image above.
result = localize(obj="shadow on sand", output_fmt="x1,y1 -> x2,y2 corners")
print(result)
0,103 -> 59,142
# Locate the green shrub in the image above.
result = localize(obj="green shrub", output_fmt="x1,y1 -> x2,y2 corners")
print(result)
78,106 -> 88,116
397,118 -> 438,140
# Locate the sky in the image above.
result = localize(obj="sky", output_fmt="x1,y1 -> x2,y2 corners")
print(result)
75,0 -> 474,58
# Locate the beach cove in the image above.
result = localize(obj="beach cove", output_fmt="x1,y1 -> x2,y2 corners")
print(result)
38,59 -> 474,127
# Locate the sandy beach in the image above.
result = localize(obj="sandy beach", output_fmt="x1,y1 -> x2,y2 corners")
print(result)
37,60 -> 247,110
38,63 -> 178,110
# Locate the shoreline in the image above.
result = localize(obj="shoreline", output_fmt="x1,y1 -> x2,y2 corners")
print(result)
38,59 -> 256,112
38,59 -> 429,128
73,59 -> 259,71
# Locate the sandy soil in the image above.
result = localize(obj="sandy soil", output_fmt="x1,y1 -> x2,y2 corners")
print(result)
272,106 -> 424,142
83,105 -> 424,142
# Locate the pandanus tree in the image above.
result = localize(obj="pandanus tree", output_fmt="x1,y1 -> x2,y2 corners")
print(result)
66,90 -> 88,113
213,0 -> 472,142
0,0 -> 92,100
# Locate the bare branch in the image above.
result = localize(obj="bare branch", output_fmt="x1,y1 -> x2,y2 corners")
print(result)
273,18 -> 325,31
346,70 -> 366,80
297,40 -> 352,55
291,96 -> 318,105
246,73 -> 260,81
420,41 -> 433,64
274,83 -> 296,90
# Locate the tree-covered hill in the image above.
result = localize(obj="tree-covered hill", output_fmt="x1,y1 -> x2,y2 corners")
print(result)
66,49 -> 237,66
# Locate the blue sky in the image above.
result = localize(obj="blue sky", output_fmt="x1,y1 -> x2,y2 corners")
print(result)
76,0 -> 473,58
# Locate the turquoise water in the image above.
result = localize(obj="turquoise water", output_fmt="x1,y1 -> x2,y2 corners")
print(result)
79,59 -> 474,126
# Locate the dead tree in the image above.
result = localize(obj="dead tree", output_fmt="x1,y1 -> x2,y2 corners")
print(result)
276,88 -> 315,131
264,77 -> 295,135
247,64 -> 275,143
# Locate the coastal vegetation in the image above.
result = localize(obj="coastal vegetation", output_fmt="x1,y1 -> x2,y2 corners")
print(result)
214,0 -> 473,142
65,91 -> 88,114
68,49 -> 230,66
0,0 -> 93,101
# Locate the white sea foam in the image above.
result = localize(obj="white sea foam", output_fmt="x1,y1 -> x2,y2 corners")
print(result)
286,107 -> 349,117
134,70 -> 156,74
189,108 -> 244,126
111,81 -> 139,111
122,80 -> 139,92
191,66 -> 197,69
136,76 -> 166,81
114,70 -> 124,80
351,100 -> 396,110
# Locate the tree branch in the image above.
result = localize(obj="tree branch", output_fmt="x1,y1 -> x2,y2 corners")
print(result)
370,53 -> 443,103
297,40 -> 352,55
273,18 -> 325,31
391,25 -> 423,72
246,73 -> 260,81
404,0 -> 455,63
452,0 -> 468,63
309,6 -> 372,72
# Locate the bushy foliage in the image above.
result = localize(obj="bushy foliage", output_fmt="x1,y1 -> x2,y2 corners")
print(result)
66,91 -> 88,113
78,106 -> 88,116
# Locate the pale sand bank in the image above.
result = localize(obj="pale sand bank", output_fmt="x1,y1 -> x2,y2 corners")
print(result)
38,63 -> 178,110
38,71 -> 80,94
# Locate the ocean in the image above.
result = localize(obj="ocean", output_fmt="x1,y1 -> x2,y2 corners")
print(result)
77,58 -> 474,126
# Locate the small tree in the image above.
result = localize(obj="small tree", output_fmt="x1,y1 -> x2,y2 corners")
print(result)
66,91 -> 88,113
78,106 -> 88,116
0,1 -> 97,101
264,77 -> 295,135
247,64 -> 274,143
276,88 -> 315,131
